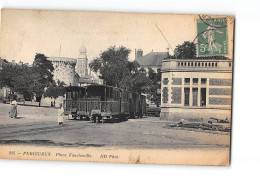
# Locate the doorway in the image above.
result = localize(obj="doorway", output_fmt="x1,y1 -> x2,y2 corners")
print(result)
201,88 -> 206,106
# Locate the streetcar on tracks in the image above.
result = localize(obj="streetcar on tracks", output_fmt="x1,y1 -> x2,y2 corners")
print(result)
63,84 -> 146,123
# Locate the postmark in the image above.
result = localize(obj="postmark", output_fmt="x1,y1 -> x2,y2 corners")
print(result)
196,16 -> 228,56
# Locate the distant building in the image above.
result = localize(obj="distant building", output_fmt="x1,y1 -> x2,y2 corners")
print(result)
160,58 -> 232,122
48,57 -> 79,86
76,44 -> 88,77
75,44 -> 103,86
135,49 -> 169,71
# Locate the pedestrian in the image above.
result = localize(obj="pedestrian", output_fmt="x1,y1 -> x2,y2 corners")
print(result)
9,96 -> 18,118
58,103 -> 64,126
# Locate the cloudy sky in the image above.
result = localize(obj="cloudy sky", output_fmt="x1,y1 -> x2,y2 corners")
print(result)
0,10 -> 231,64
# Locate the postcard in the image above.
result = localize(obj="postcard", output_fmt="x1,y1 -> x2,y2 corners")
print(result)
0,9 -> 234,166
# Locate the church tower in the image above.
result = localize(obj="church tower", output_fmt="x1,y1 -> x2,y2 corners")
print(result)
76,44 -> 88,77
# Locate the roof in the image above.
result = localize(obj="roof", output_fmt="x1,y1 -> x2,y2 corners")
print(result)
48,57 -> 77,63
135,52 -> 169,68
79,44 -> 87,53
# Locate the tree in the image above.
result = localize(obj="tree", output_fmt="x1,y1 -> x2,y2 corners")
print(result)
30,53 -> 54,106
174,41 -> 196,59
147,68 -> 161,106
44,80 -> 66,105
89,46 -> 149,92
0,63 -> 33,99
0,54 -> 54,106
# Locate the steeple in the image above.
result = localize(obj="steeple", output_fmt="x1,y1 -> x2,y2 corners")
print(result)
79,43 -> 87,58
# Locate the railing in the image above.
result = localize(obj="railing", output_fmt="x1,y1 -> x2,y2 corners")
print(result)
162,59 -> 232,71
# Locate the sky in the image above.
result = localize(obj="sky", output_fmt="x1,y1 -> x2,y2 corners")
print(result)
0,10 -> 232,64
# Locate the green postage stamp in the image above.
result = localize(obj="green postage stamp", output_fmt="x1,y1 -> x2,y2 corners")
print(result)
197,17 -> 228,56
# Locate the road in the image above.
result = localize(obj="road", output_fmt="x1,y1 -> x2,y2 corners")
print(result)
0,103 -> 230,149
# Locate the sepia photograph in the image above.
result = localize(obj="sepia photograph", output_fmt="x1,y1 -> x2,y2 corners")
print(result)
0,9 -> 234,166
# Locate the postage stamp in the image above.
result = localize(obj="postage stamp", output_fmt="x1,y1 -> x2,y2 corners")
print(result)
197,17 -> 228,56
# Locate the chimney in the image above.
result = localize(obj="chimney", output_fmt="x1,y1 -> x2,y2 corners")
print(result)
135,49 -> 143,59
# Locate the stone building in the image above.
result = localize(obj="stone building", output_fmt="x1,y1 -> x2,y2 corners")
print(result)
76,44 -> 88,77
160,58 -> 232,122
48,57 -> 79,86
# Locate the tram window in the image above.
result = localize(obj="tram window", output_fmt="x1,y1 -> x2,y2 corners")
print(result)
68,92 -> 71,99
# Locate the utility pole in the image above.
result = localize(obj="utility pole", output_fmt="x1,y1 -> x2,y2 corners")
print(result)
155,24 -> 174,54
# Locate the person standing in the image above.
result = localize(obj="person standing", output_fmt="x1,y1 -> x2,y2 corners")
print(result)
58,103 -> 64,126
9,96 -> 18,118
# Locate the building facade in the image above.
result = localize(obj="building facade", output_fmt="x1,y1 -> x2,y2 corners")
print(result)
48,57 -> 79,86
76,44 -> 88,77
160,58 -> 232,122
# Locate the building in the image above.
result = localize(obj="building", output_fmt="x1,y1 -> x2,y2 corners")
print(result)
48,57 -> 79,86
135,49 -> 169,72
76,44 -> 88,77
160,58 -> 232,122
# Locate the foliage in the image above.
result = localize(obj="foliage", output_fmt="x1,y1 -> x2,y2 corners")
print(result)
30,54 -> 54,105
174,41 -> 196,59
89,46 -> 150,93
0,53 -> 54,106
146,68 -> 161,106
44,80 -> 66,99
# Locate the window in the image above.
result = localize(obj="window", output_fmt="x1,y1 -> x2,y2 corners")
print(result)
229,63 -> 232,67
163,78 -> 169,85
193,78 -> 198,84
201,78 -> 207,84
185,78 -> 190,84
215,62 -> 218,67
162,87 -> 169,103
184,88 -> 190,106
192,88 -> 198,106
68,92 -> 72,99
